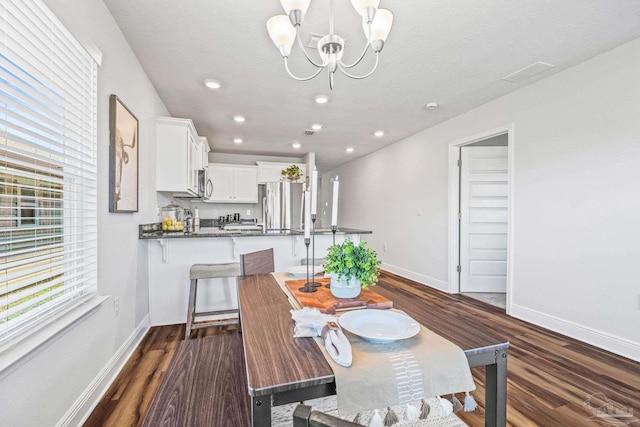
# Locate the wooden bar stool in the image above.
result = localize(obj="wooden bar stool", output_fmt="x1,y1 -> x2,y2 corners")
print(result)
185,262 -> 241,339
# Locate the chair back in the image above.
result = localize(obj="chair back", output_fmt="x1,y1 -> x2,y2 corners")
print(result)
293,404 -> 359,427
240,248 -> 275,276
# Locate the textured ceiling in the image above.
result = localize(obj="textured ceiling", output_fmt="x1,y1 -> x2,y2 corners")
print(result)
103,0 -> 640,171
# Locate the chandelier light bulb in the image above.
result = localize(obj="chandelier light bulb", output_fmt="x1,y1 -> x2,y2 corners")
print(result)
351,0 -> 380,22
280,0 -> 311,15
366,8 -> 393,45
267,15 -> 296,57
350,0 -> 380,14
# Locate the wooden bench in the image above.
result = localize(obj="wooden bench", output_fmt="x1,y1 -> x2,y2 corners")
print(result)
142,333 -> 250,426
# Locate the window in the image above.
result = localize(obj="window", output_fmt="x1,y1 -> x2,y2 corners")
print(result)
0,0 -> 98,345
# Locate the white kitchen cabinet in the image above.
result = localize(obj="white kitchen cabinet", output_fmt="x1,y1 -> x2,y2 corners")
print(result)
156,117 -> 202,197
208,163 -> 258,203
256,161 -> 307,184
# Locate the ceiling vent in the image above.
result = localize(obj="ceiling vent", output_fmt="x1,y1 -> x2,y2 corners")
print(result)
502,62 -> 554,83
303,130 -> 315,136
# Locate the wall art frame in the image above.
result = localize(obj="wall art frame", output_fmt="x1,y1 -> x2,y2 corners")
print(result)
109,94 -> 139,213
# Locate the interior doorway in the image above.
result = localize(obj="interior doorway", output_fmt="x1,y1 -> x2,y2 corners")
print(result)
448,127 -> 513,312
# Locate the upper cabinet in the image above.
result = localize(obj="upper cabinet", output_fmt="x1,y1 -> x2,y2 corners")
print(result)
256,161 -> 307,184
208,163 -> 258,203
156,117 -> 204,197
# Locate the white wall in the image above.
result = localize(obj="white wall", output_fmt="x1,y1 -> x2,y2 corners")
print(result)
0,0 -> 169,425
325,37 -> 640,361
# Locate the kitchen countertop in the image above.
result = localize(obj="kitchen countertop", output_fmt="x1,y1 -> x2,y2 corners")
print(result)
138,224 -> 372,240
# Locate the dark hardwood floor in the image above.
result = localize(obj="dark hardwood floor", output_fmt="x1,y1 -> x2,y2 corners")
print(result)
85,271 -> 640,427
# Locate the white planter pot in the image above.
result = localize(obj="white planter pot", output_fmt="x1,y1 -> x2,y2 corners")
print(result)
330,275 -> 361,299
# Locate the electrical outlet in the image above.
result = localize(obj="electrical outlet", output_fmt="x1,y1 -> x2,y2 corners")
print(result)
246,209 -> 251,216
114,297 -> 120,318
212,209 -> 218,217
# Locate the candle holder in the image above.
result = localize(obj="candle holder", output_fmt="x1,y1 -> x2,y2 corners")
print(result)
326,225 -> 338,289
307,214 -> 321,287
299,238 -> 317,293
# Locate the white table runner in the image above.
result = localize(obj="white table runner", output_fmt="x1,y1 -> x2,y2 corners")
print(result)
272,272 -> 476,414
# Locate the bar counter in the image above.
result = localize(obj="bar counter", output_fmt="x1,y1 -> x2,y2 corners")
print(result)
138,223 -> 372,327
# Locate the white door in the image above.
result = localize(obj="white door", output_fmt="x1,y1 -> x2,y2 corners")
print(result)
459,146 -> 508,292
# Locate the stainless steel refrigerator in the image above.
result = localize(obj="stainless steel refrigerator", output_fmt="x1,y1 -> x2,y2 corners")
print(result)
262,181 -> 305,231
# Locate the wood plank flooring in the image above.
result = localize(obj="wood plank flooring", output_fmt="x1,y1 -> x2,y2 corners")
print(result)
141,333 -> 250,426
84,271 -> 640,427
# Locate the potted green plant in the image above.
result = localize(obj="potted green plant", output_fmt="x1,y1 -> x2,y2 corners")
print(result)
323,238 -> 381,298
281,164 -> 302,182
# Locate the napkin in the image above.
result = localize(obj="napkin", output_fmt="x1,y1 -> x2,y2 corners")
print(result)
290,307 -> 337,337
321,321 -> 352,367
290,307 -> 352,367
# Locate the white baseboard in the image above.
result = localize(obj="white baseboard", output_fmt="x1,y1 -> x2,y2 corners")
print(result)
510,304 -> 640,362
56,315 -> 151,427
381,263 -> 449,292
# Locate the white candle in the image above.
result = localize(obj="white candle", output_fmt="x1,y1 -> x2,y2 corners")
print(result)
331,177 -> 339,227
311,167 -> 318,216
304,190 -> 311,239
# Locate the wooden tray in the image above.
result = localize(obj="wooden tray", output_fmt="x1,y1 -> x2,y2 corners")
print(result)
285,278 -> 393,314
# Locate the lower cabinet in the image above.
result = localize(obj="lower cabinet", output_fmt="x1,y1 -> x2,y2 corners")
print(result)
208,164 -> 258,203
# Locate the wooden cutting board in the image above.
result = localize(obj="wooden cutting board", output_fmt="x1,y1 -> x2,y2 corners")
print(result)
285,278 -> 393,314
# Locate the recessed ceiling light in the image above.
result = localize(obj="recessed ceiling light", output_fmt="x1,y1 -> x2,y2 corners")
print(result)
204,79 -> 221,89
311,123 -> 322,131
374,130 -> 385,137
346,147 -> 354,153
233,115 -> 246,123
314,95 -> 329,104
292,142 -> 301,149
233,137 -> 243,144
425,102 -> 439,110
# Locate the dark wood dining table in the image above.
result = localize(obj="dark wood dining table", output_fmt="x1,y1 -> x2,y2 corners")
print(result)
238,273 -> 508,427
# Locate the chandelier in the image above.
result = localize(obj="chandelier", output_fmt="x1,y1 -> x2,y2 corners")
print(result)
266,0 -> 394,89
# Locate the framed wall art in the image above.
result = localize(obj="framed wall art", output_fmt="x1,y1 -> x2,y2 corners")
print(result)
109,94 -> 139,213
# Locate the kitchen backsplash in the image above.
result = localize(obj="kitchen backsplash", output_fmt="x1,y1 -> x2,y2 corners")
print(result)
157,185 -> 266,222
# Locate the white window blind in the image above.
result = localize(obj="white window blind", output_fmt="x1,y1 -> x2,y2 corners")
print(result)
0,0 -> 98,345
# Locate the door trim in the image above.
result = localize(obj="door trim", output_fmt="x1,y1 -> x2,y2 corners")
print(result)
447,124 -> 515,315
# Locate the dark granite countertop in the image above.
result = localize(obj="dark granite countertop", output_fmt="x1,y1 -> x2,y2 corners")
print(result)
138,224 -> 372,240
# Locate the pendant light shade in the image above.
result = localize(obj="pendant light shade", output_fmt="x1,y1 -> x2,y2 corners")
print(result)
366,8 -> 393,42
280,0 -> 311,14
350,0 -> 380,15
267,15 -> 296,57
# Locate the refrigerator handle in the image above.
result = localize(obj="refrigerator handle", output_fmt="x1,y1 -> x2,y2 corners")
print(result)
262,196 -> 267,233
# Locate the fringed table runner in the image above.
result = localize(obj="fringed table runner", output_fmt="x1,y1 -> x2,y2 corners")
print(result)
272,273 -> 476,416
315,319 -> 475,414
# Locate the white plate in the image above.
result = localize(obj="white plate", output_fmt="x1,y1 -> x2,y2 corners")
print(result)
338,310 -> 420,343
285,265 -> 325,277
